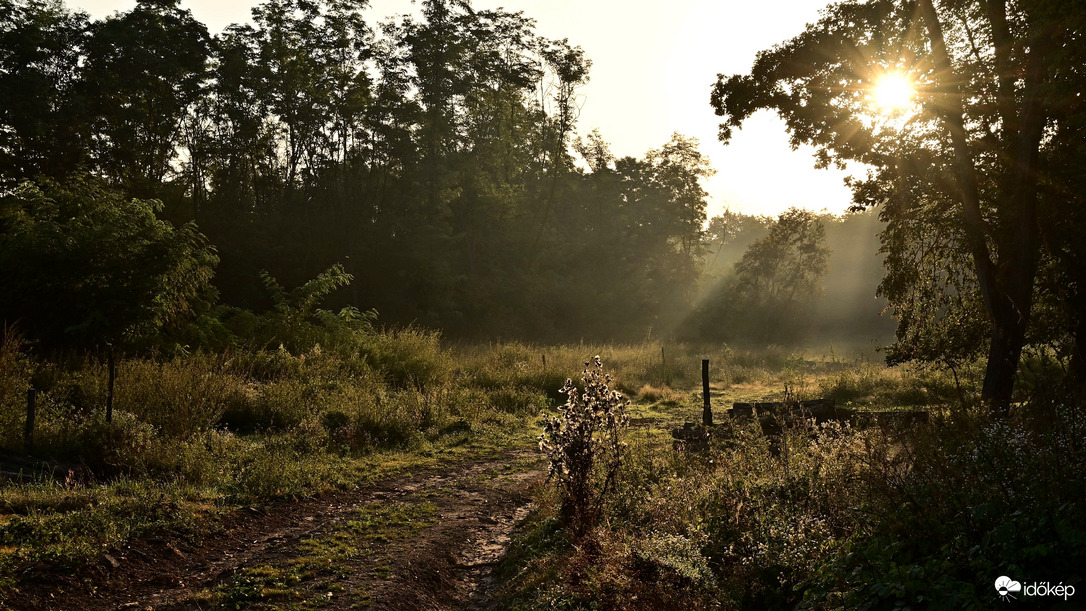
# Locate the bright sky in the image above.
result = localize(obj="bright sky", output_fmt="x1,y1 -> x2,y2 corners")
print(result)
69,0 -> 857,218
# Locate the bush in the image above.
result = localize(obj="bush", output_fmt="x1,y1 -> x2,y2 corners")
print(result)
0,176 -> 217,347
0,328 -> 33,450
800,406 -> 1086,609
115,358 -> 245,438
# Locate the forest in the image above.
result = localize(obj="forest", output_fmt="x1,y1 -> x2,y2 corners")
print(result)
0,0 -> 1084,608
0,0 -> 898,349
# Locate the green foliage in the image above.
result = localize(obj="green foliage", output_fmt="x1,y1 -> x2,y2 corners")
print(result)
539,357 -> 630,537
0,328 -> 33,443
253,263 -> 376,353
0,0 -> 90,181
358,326 -> 452,391
877,189 -> 990,369
800,407 -> 1086,609
695,209 -> 829,345
79,0 -> 211,191
506,349 -> 1084,610
113,358 -> 246,439
0,478 -> 222,579
0,337 -> 572,593
732,208 -> 829,340
0,0 -> 749,346
0,176 -> 218,346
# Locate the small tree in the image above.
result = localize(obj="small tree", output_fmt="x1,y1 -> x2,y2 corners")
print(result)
0,175 -> 218,347
255,263 -> 376,353
731,208 -> 830,342
539,356 -> 629,537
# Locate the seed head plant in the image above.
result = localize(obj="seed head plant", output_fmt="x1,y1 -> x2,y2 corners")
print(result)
539,356 -> 629,537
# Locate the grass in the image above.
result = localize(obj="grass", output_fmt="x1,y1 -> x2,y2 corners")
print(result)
212,500 -> 439,609
3,333 -> 1080,609
492,345 -> 1086,610
0,328 -> 549,601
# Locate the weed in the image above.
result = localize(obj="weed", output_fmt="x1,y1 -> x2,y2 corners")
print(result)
539,357 -> 629,538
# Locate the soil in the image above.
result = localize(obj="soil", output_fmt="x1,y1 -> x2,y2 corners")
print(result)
6,449 -> 545,610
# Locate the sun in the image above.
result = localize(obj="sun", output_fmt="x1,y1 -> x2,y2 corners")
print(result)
871,73 -> 915,112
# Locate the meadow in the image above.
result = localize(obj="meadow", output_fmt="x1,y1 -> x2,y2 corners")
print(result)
0,333 -> 1082,609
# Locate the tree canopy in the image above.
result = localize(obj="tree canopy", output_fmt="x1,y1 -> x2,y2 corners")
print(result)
712,0 -> 1086,411
0,0 -> 729,346
0,175 -> 217,345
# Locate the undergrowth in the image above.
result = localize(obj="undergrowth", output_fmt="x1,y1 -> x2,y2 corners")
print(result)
495,348 -> 1085,610
5,332 -> 1081,609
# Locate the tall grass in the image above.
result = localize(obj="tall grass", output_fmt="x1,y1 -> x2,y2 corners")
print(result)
496,356 -> 1085,610
0,329 -> 563,593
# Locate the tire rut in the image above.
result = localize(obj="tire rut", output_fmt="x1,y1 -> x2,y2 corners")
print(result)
8,449 -> 544,610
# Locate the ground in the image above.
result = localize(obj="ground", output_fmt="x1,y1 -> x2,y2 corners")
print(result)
3,379 -> 806,610
6,449 -> 544,610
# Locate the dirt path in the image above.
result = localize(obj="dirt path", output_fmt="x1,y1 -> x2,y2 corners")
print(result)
9,449 -> 545,610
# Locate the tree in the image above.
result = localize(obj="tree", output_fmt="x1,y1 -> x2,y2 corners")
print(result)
730,208 -> 830,342
643,133 -> 714,258
0,176 -> 218,347
711,0 -> 1085,412
80,0 -> 212,195
0,0 -> 90,182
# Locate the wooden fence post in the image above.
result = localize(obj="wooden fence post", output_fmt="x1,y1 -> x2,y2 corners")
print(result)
25,387 -> 36,453
106,342 -> 116,423
702,359 -> 713,426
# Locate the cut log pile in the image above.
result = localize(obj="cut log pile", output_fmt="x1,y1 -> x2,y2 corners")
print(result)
729,399 -> 929,435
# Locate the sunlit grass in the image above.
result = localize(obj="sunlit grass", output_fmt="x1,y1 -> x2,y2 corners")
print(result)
0,335 -> 972,604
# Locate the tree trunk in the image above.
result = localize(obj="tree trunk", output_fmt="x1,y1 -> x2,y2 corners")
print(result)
982,313 -> 1027,415
1070,310 -> 1086,402
919,0 -> 1050,415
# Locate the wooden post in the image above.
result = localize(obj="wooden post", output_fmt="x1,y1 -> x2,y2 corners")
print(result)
542,354 -> 546,370
25,387 -> 36,453
702,359 -> 712,426
106,343 -> 116,423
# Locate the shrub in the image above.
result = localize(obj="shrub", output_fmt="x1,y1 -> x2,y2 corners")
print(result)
0,176 -> 217,347
0,327 -> 33,450
539,356 -> 629,537
800,406 -> 1086,609
115,358 -> 245,438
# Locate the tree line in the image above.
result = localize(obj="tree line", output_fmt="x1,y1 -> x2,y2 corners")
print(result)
3,0 -> 875,351
1,0 -> 727,346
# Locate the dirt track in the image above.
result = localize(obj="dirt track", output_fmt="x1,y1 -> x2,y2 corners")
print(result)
9,450 -> 544,610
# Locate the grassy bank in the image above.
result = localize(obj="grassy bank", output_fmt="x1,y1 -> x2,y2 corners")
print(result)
494,347 -> 1086,610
